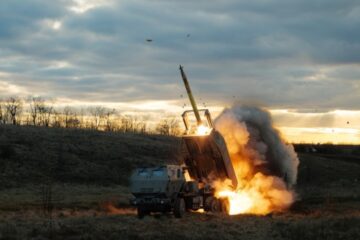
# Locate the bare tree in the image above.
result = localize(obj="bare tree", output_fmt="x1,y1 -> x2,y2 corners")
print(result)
62,106 -> 82,128
51,110 -> 62,128
78,108 -> 86,128
40,105 -> 54,127
5,97 -> 23,125
29,97 -> 44,125
29,97 -> 54,127
169,118 -> 182,135
156,119 -> 170,135
63,106 -> 74,128
0,96 -> 155,134
88,106 -> 107,130
134,117 -> 147,133
119,115 -> 148,133
120,115 -> 132,132
0,100 -> 5,124
104,108 -> 116,131
156,117 -> 181,136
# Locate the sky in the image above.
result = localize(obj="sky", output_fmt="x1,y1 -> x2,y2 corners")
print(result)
0,0 -> 359,143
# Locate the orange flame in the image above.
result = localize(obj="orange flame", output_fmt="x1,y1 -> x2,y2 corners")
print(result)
213,112 -> 296,215
214,173 -> 294,215
217,190 -> 253,214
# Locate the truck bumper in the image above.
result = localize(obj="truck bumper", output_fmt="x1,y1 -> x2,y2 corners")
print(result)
130,198 -> 172,212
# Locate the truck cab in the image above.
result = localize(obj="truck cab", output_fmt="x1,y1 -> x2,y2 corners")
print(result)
130,165 -> 187,218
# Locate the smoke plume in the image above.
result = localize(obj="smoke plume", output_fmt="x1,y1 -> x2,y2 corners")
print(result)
215,104 -> 299,185
213,104 -> 299,214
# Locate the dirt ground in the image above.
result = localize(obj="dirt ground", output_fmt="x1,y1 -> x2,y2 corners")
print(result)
0,153 -> 359,240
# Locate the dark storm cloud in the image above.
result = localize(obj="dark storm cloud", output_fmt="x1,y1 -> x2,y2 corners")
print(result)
0,0 -> 359,110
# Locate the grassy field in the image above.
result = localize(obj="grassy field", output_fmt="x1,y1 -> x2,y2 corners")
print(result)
0,124 -> 181,188
0,125 -> 359,239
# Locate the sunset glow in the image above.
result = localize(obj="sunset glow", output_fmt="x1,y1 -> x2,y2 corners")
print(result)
1,0 -> 359,145
8,96 -> 360,144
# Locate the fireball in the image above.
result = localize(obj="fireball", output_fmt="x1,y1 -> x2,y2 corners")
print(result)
212,106 -> 298,216
196,125 -> 211,135
217,190 -> 253,215
215,173 -> 294,215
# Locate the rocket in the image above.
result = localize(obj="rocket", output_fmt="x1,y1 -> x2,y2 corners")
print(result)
179,65 -> 202,126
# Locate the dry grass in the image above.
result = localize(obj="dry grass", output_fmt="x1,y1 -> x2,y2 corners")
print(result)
0,184 -> 131,211
0,125 -> 359,239
0,124 -> 181,189
0,209 -> 359,240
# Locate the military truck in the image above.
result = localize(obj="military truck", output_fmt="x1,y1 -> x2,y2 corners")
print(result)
130,165 -> 188,218
130,66 -> 238,218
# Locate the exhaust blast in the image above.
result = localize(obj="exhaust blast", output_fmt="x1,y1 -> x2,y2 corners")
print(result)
213,105 -> 299,215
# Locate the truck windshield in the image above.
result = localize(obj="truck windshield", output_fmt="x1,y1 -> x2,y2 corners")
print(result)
138,169 -> 149,177
152,168 -> 165,177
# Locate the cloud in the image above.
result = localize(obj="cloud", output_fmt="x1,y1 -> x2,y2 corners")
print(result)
0,0 -> 359,110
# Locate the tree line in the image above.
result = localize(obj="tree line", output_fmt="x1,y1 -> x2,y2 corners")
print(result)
0,96 -> 182,136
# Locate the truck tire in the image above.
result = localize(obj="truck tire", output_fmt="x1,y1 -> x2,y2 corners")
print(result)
204,196 -> 214,212
137,206 -> 147,219
174,198 -> 185,218
211,198 -> 220,212
204,197 -> 221,212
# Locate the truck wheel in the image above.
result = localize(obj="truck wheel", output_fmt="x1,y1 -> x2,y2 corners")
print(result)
174,198 -> 185,218
137,207 -> 147,219
204,196 -> 214,212
211,198 -> 220,212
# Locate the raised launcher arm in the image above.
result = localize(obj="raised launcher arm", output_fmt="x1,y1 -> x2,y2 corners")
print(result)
182,109 -> 213,135
182,127 -> 238,188
179,65 -> 238,189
